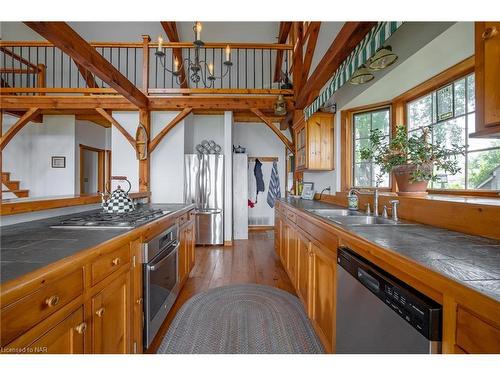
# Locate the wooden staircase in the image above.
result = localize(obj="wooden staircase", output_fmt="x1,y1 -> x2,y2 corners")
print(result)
2,172 -> 29,198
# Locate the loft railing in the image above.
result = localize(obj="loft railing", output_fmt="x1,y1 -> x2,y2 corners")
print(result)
0,37 -> 293,96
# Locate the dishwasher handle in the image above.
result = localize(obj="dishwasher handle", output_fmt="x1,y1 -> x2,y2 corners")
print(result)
357,267 -> 380,293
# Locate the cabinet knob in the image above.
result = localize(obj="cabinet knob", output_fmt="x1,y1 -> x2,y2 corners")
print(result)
45,295 -> 60,307
482,26 -> 498,40
75,322 -> 87,334
136,298 -> 143,305
95,307 -> 106,317
111,257 -> 121,266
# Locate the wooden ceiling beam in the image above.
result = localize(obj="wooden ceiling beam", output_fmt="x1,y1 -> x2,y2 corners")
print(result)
273,22 -> 292,82
24,22 -> 148,109
301,22 -> 321,85
296,22 -> 377,109
160,21 -> 188,89
0,95 -> 294,111
250,108 -> 294,153
74,61 -> 99,88
95,108 -> 136,149
149,107 -> 192,153
0,108 -> 40,150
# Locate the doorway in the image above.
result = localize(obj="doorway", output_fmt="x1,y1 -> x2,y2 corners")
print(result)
79,144 -> 108,194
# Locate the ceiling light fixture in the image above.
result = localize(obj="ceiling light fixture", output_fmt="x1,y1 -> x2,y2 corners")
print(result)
368,45 -> 398,71
274,95 -> 287,116
349,65 -> 374,85
155,22 -> 233,88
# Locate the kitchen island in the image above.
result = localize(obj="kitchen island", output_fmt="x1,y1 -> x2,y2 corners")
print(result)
0,203 -> 195,354
275,197 -> 500,354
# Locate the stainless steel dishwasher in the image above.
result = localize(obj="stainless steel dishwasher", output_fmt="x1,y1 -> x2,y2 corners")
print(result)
336,247 -> 442,354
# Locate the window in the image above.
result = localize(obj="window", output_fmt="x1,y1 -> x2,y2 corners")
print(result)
407,73 -> 500,190
352,108 -> 391,188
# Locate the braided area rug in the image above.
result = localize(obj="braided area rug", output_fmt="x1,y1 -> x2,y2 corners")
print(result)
157,284 -> 324,354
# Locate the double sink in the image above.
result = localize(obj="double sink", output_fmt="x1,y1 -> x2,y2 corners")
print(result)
306,208 -> 414,227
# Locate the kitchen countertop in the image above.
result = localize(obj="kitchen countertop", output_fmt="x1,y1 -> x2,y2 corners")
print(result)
0,203 -> 193,284
279,197 -> 500,302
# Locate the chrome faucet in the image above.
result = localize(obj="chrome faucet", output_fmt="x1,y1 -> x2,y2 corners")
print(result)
390,200 -> 400,221
373,189 -> 379,217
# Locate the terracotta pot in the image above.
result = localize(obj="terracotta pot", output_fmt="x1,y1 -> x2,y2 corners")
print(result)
392,163 -> 432,197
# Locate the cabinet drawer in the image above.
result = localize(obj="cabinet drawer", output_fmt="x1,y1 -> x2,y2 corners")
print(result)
456,307 -> 500,353
286,210 -> 297,223
1,268 -> 83,346
178,212 -> 188,226
91,245 -> 130,286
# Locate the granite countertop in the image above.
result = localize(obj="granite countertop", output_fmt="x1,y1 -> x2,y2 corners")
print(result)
0,203 -> 193,284
280,197 -> 500,302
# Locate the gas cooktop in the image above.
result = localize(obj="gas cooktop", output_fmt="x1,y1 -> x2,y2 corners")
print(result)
50,208 -> 171,229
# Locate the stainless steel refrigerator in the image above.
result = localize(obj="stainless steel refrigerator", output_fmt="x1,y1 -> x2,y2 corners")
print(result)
184,154 -> 224,245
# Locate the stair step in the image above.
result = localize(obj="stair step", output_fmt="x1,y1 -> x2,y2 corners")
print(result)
1,172 -> 11,183
2,189 -> 29,198
3,180 -> 20,190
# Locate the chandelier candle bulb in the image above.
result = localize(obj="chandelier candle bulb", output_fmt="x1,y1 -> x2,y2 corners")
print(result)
157,36 -> 163,53
195,22 -> 202,41
225,45 -> 231,62
208,63 -> 214,76
174,58 -> 179,72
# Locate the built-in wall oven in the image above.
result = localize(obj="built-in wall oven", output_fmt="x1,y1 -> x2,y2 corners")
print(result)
142,224 -> 179,349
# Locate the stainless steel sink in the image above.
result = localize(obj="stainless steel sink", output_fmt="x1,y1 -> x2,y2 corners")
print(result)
330,216 -> 409,226
306,208 -> 360,217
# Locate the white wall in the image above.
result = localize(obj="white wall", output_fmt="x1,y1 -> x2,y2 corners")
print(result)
110,112 -> 139,192
2,114 -> 76,197
150,111 -> 185,203
74,120 -> 111,194
233,123 -> 286,226
223,112 -> 233,242
184,115 -> 225,154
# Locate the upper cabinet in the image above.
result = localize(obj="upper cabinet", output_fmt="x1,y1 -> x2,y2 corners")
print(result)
294,113 -> 335,171
473,22 -> 500,137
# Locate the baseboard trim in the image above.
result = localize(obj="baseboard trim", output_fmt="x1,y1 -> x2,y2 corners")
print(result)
248,225 -> 275,232
224,240 -> 233,247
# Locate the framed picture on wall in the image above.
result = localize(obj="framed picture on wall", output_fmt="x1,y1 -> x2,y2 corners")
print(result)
51,156 -> 66,168
301,182 -> 315,200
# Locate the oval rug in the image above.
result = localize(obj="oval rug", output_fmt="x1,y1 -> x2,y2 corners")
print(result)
157,283 -> 324,354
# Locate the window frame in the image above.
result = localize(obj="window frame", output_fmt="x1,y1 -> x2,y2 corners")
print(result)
351,106 -> 392,189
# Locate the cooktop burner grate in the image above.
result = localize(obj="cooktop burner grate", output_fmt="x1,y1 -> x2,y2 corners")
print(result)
51,208 -> 170,229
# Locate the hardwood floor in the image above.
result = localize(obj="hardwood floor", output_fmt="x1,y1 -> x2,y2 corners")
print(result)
147,230 -> 295,353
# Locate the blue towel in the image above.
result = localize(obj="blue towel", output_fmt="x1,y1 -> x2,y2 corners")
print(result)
267,161 -> 281,208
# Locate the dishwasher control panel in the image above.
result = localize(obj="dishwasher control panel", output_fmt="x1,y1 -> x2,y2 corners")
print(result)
338,247 -> 442,341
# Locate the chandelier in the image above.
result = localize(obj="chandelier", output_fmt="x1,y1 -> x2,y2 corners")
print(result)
155,22 -> 233,88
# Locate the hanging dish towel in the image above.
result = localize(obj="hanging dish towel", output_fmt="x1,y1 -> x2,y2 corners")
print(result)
267,161 -> 281,208
254,158 -> 265,203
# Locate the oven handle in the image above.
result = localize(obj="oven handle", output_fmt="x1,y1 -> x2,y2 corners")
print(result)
148,242 -> 179,271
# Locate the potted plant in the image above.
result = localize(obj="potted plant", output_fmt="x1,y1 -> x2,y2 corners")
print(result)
360,125 -> 465,196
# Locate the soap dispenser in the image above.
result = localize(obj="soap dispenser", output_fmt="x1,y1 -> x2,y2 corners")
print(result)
347,189 -> 360,211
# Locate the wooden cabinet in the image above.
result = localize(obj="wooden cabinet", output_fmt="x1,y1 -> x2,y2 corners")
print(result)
310,242 -> 337,353
274,213 -> 282,255
473,22 -> 500,136
284,222 -> 297,284
23,307 -> 86,354
455,307 -> 500,353
294,113 -> 334,171
179,219 -> 196,285
91,271 -> 131,354
296,233 -> 312,316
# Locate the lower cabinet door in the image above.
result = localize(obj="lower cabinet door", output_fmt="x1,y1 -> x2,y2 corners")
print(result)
178,227 -> 188,283
311,243 -> 336,353
189,222 -> 196,271
285,224 -> 298,284
91,272 -> 131,353
296,233 -> 312,316
22,306 -> 86,354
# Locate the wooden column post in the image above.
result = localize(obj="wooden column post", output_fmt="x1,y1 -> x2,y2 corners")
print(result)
138,109 -> 150,194
142,35 -> 151,95
36,64 -> 46,96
